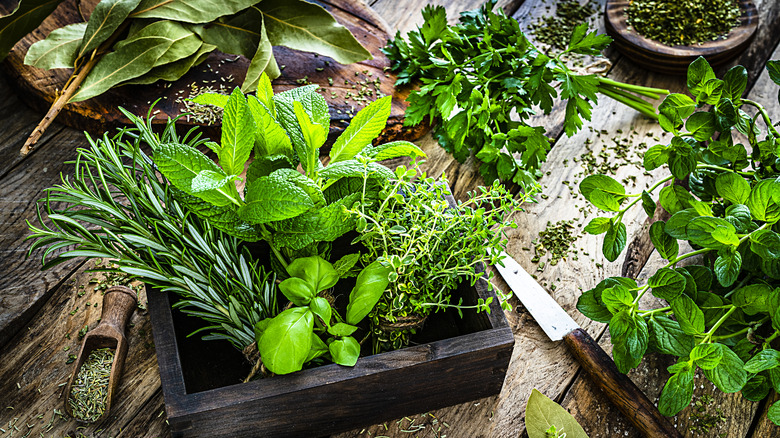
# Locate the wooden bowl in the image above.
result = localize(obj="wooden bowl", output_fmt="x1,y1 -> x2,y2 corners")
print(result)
604,0 -> 758,75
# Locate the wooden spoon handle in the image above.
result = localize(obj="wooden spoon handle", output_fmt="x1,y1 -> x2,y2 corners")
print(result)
563,328 -> 682,438
99,285 -> 137,333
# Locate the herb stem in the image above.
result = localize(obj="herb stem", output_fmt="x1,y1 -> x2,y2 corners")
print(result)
742,98 -> 780,138
597,77 -> 670,97
666,247 -> 712,267
697,164 -> 754,177
702,306 -> 737,343
711,317 -> 769,341
597,87 -> 659,120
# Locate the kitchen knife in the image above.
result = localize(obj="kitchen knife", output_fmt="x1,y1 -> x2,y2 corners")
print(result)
493,251 -> 682,438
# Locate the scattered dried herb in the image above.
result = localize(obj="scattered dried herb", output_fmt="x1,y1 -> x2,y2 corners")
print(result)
531,220 -> 578,270
627,0 -> 741,46
529,0 -> 598,51
68,348 -> 114,422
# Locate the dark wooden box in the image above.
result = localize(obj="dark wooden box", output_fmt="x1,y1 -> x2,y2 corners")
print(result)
148,266 -> 514,438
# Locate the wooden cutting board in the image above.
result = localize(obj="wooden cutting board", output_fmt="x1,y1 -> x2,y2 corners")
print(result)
0,0 -> 426,144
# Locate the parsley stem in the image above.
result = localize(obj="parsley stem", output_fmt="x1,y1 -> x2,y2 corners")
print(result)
597,87 -> 659,120
598,83 -> 656,108
597,77 -> 670,98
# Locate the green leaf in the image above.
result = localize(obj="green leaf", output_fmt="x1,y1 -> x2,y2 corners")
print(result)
751,229 -> 780,260
658,185 -> 693,216
245,155 -> 292,182
583,217 -> 611,235
239,171 -> 315,224
714,247 -> 742,287
685,112 -> 717,141
643,145 -> 670,170
258,307 -> 313,374
190,170 -> 236,193
732,283 -> 773,315
70,31 -> 173,102
746,179 -> 780,223
327,322 -> 357,337
742,375 -> 770,401
189,5 -> 262,58
648,268 -> 686,301
665,209 -> 699,239
286,256 -> 339,293
649,221 -> 678,261
306,332 -> 328,362
330,96 -> 391,163
346,260 -> 392,324
154,143 -> 238,206
601,284 -> 635,314
191,92 -> 228,108
24,22 -> 86,69
691,343 -> 723,370
658,93 -> 695,133
603,220 -> 626,262
117,20 -> 201,68
668,138 -> 696,180
723,65 -> 747,102
702,345 -> 747,393
278,277 -> 315,306
641,190 -> 656,217
333,253 -> 360,278
716,173 -> 750,205
131,0 -> 259,23
0,0 -> 63,62
79,0 -> 142,57
242,14 -> 281,92
580,174 -> 625,201
686,216 -> 736,249
577,288 -> 613,323
609,310 -> 648,373
261,0 -> 371,64
272,192 -> 359,250
320,160 -> 394,183
770,401 -> 780,426
220,87 -> 255,175
744,349 -> 780,373
360,140 -> 426,162
671,294 -> 705,335
309,296 -> 332,325
566,22 -> 611,55
124,41 -> 214,85
247,96 -> 293,159
648,315 -> 694,356
687,57 -> 716,97
328,336 -> 360,367
525,388 -> 590,438
658,363 -> 694,416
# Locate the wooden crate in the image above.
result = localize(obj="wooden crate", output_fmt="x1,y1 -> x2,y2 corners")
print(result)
148,271 -> 514,438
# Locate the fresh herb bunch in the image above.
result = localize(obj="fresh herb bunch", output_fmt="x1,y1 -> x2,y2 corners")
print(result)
10,0 -> 372,152
255,256 -> 391,374
627,0 -> 741,47
579,57 -> 780,423
351,164 -> 530,353
383,1 -> 668,187
27,118 -> 278,350
141,75 -> 424,273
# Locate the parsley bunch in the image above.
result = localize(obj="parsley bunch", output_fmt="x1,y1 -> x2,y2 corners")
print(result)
384,1 -> 669,187
579,57 -> 780,424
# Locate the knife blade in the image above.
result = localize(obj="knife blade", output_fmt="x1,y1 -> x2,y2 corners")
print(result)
493,251 -> 682,438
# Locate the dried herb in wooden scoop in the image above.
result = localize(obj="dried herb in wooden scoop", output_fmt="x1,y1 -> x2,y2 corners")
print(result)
68,348 -> 115,422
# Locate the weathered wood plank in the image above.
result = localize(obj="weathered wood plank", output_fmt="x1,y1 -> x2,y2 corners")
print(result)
747,393 -> 780,437
0,262 -> 164,438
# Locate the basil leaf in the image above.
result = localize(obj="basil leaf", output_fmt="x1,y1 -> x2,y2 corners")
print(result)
258,307 -> 314,374
309,296 -> 332,326
278,277 -> 315,306
285,256 -> 339,293
346,261 -> 392,324
328,322 -> 358,337
329,336 -> 360,367
306,332 -> 329,362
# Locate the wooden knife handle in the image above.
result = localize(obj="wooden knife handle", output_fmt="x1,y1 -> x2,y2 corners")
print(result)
563,328 -> 682,438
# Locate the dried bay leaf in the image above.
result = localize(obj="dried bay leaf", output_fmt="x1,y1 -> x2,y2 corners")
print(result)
0,0 -> 62,61
79,0 -> 141,57
25,22 -> 86,69
115,20 -> 199,67
242,15 -> 280,93
188,6 -> 262,59
131,0 -> 258,24
525,389 -> 589,438
262,0 -> 371,64
123,41 -> 214,85
70,35 -> 172,102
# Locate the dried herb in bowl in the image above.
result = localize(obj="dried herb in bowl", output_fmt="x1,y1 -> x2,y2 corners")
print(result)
626,0 -> 742,46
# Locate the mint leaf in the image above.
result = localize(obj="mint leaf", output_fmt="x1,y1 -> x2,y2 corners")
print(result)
293,100 -> 328,175
360,140 -> 426,161
658,363 -> 694,416
691,343 -> 723,370
220,87 -> 254,175
732,283 -> 773,315
746,179 -> 780,223
648,267 -> 686,301
648,315 -> 693,357
330,96 -> 392,162
190,169 -> 237,193
702,345 -> 747,393
649,221 -> 679,261
603,220 -> 626,262
320,160 -> 394,183
239,171 -> 315,224
716,172 -> 750,205
714,247 -> 742,287
609,309 -> 648,373
744,349 -> 780,373
670,294 -> 705,335
248,95 -> 293,159
584,217 -> 611,235
154,142 -> 239,206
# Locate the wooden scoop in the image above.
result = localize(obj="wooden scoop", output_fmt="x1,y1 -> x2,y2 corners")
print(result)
64,285 -> 137,423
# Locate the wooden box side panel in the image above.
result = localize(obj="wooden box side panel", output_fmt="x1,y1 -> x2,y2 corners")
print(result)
169,328 -> 513,438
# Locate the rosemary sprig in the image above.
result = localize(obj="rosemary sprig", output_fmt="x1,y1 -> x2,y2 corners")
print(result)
27,115 -> 278,349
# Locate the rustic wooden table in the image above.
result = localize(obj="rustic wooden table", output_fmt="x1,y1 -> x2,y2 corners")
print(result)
1,1 -> 779,437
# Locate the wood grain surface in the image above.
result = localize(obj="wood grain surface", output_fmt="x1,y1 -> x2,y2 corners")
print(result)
605,0 -> 759,74
0,0 -> 779,437
0,0 -> 426,145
